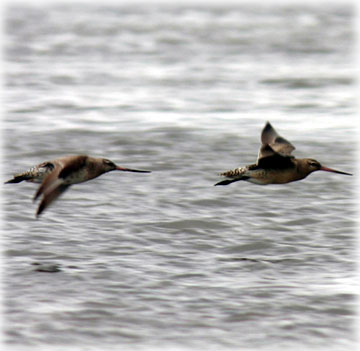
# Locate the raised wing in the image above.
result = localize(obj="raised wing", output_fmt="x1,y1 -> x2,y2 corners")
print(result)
257,122 -> 296,169
260,121 -> 296,155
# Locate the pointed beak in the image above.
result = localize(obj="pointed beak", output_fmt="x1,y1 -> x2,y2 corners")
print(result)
115,166 -> 151,173
320,166 -> 352,176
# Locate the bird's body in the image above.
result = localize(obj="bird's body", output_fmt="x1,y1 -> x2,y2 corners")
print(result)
218,164 -> 300,185
5,155 -> 151,217
215,122 -> 352,186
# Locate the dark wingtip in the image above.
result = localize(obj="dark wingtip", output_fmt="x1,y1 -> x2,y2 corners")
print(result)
36,202 -> 45,218
263,121 -> 274,132
33,187 -> 44,203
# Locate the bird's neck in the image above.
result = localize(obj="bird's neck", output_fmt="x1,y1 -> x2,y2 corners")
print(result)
294,159 -> 313,179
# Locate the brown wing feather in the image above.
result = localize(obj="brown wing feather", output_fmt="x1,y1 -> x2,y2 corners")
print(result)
36,184 -> 70,217
58,155 -> 87,179
34,155 -> 88,201
257,152 -> 295,170
257,122 -> 296,163
33,166 -> 62,201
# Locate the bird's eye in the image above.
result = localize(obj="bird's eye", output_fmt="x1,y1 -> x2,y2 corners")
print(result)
104,159 -> 115,167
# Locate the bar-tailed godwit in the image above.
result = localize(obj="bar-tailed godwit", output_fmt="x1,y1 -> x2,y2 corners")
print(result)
5,155 -> 151,217
215,122 -> 352,186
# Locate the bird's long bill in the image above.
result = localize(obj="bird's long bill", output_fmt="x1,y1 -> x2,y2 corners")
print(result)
116,166 -> 151,173
320,166 -> 352,176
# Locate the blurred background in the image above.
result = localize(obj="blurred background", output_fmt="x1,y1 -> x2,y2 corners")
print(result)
3,1 -> 357,351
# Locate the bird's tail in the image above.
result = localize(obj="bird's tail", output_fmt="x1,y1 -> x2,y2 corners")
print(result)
4,174 -> 31,184
214,177 -> 249,186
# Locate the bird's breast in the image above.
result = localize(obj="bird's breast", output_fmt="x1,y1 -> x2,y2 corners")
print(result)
63,169 -> 94,184
248,168 -> 307,185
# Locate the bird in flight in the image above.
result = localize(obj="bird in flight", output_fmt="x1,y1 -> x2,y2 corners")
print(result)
215,122 -> 352,186
5,155 -> 151,217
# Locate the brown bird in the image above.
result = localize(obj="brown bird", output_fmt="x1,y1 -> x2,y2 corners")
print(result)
5,155 -> 151,217
215,122 -> 352,186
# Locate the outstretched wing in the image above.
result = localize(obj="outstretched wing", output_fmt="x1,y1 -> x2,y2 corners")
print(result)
34,163 -> 63,202
32,161 -> 65,217
33,156 -> 87,217
36,184 -> 70,217
34,155 -> 87,202
257,122 -> 296,169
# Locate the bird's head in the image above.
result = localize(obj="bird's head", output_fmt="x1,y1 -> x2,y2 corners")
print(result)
102,158 -> 118,172
303,158 -> 352,176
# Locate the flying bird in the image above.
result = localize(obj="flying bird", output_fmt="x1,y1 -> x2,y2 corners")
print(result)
5,155 -> 151,217
215,122 -> 352,186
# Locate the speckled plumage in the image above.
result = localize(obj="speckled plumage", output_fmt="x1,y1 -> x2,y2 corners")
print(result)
5,161 -> 55,184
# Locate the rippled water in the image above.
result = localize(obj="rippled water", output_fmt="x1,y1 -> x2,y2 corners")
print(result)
3,3 -> 357,351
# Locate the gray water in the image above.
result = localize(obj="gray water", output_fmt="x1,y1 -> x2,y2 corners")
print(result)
3,3 -> 357,351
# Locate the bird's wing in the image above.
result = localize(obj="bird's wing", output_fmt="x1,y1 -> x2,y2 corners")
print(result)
33,162 -> 64,202
58,155 -> 87,179
258,122 -> 295,158
257,122 -> 296,167
33,156 -> 88,217
36,184 -> 70,217
257,145 -> 295,169
33,155 -> 87,201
